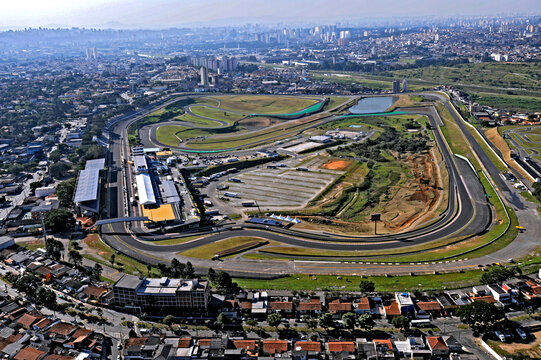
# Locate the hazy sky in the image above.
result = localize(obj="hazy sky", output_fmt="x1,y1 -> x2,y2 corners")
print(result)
2,0 -> 540,29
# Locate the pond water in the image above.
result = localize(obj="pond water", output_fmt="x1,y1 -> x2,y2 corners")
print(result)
349,96 -> 395,114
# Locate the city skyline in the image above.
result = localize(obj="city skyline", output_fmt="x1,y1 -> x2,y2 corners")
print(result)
1,0 -> 541,29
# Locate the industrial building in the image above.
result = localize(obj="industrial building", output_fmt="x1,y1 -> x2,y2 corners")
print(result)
112,274 -> 210,312
73,158 -> 105,215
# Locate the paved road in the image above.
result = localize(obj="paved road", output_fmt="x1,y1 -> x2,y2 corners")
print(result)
100,92 -> 540,277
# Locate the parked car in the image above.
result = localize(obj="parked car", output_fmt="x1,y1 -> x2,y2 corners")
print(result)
516,327 -> 528,341
495,331 -> 506,342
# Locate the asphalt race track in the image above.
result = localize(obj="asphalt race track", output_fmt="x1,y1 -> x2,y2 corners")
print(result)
98,92 -> 540,277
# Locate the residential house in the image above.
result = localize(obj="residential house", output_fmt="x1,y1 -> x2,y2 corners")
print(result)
298,299 -> 322,317
328,300 -> 352,317
426,336 -> 449,357
262,340 -> 289,356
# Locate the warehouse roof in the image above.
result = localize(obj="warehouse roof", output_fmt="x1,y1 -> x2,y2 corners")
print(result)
84,158 -> 105,171
162,180 -> 180,204
74,168 -> 100,203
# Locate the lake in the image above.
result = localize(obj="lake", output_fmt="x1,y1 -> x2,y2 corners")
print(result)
349,96 -> 395,114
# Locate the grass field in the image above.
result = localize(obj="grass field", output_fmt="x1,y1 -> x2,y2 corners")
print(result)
189,105 -> 244,124
470,92 -> 541,113
389,62 -> 541,95
234,271 -> 485,292
178,237 -> 268,259
209,95 -> 320,114
85,234 -> 161,277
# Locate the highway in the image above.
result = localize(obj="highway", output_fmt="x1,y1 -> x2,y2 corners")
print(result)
99,92 -> 540,277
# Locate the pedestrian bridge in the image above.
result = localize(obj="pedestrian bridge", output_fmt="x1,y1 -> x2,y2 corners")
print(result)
95,217 -> 149,225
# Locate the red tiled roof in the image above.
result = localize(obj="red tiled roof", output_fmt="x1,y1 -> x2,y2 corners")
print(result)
269,301 -> 293,311
6,334 -> 23,343
71,328 -> 92,340
471,296 -> 496,303
43,355 -> 74,360
233,340 -> 257,351
427,336 -> 448,351
328,300 -> 353,313
374,339 -> 393,351
262,340 -> 288,354
240,301 -> 252,310
416,301 -> 442,311
198,339 -> 211,347
49,322 -> 76,337
17,314 -> 40,329
126,337 -> 147,347
34,319 -> 51,329
357,297 -> 371,310
299,299 -> 322,311
14,347 -> 46,360
83,286 -> 108,298
328,342 -> 355,353
177,338 -> 192,348
294,341 -> 321,352
384,301 -> 401,316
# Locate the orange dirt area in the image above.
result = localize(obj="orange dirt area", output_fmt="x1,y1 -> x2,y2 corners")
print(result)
293,152 -> 443,235
321,159 -> 353,171
83,234 -> 109,256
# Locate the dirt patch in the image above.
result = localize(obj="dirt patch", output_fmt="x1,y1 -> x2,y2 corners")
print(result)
498,330 -> 541,358
321,159 -> 353,171
239,117 -> 280,131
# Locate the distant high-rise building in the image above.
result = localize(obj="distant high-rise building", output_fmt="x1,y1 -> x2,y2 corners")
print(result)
402,79 -> 408,93
371,47 -> 377,57
200,66 -> 208,87
92,47 -> 98,60
392,80 -> 401,93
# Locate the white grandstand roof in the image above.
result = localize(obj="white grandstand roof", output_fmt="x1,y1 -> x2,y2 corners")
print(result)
136,173 -> 156,205
85,158 -> 105,171
74,169 -> 100,203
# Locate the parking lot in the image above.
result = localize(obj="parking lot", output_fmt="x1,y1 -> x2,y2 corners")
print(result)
219,156 -> 342,210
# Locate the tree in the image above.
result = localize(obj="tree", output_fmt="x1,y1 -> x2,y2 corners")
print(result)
44,208 -> 75,233
163,315 -> 175,327
30,181 -> 43,193
56,178 -> 76,207
109,253 -> 116,265
391,315 -> 410,333
92,263 -> 103,280
359,280 -> 375,294
45,237 -> 64,261
319,313 -> 335,330
184,261 -> 195,278
267,313 -> 282,331
215,312 -> 230,330
457,301 -> 506,333
207,268 -> 217,283
37,287 -> 57,307
215,271 -> 233,290
306,318 -> 318,330
49,162 -> 71,179
68,249 -> 83,267
358,314 -> 375,333
245,319 -> 258,331
342,312 -> 357,330
481,267 -> 517,285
